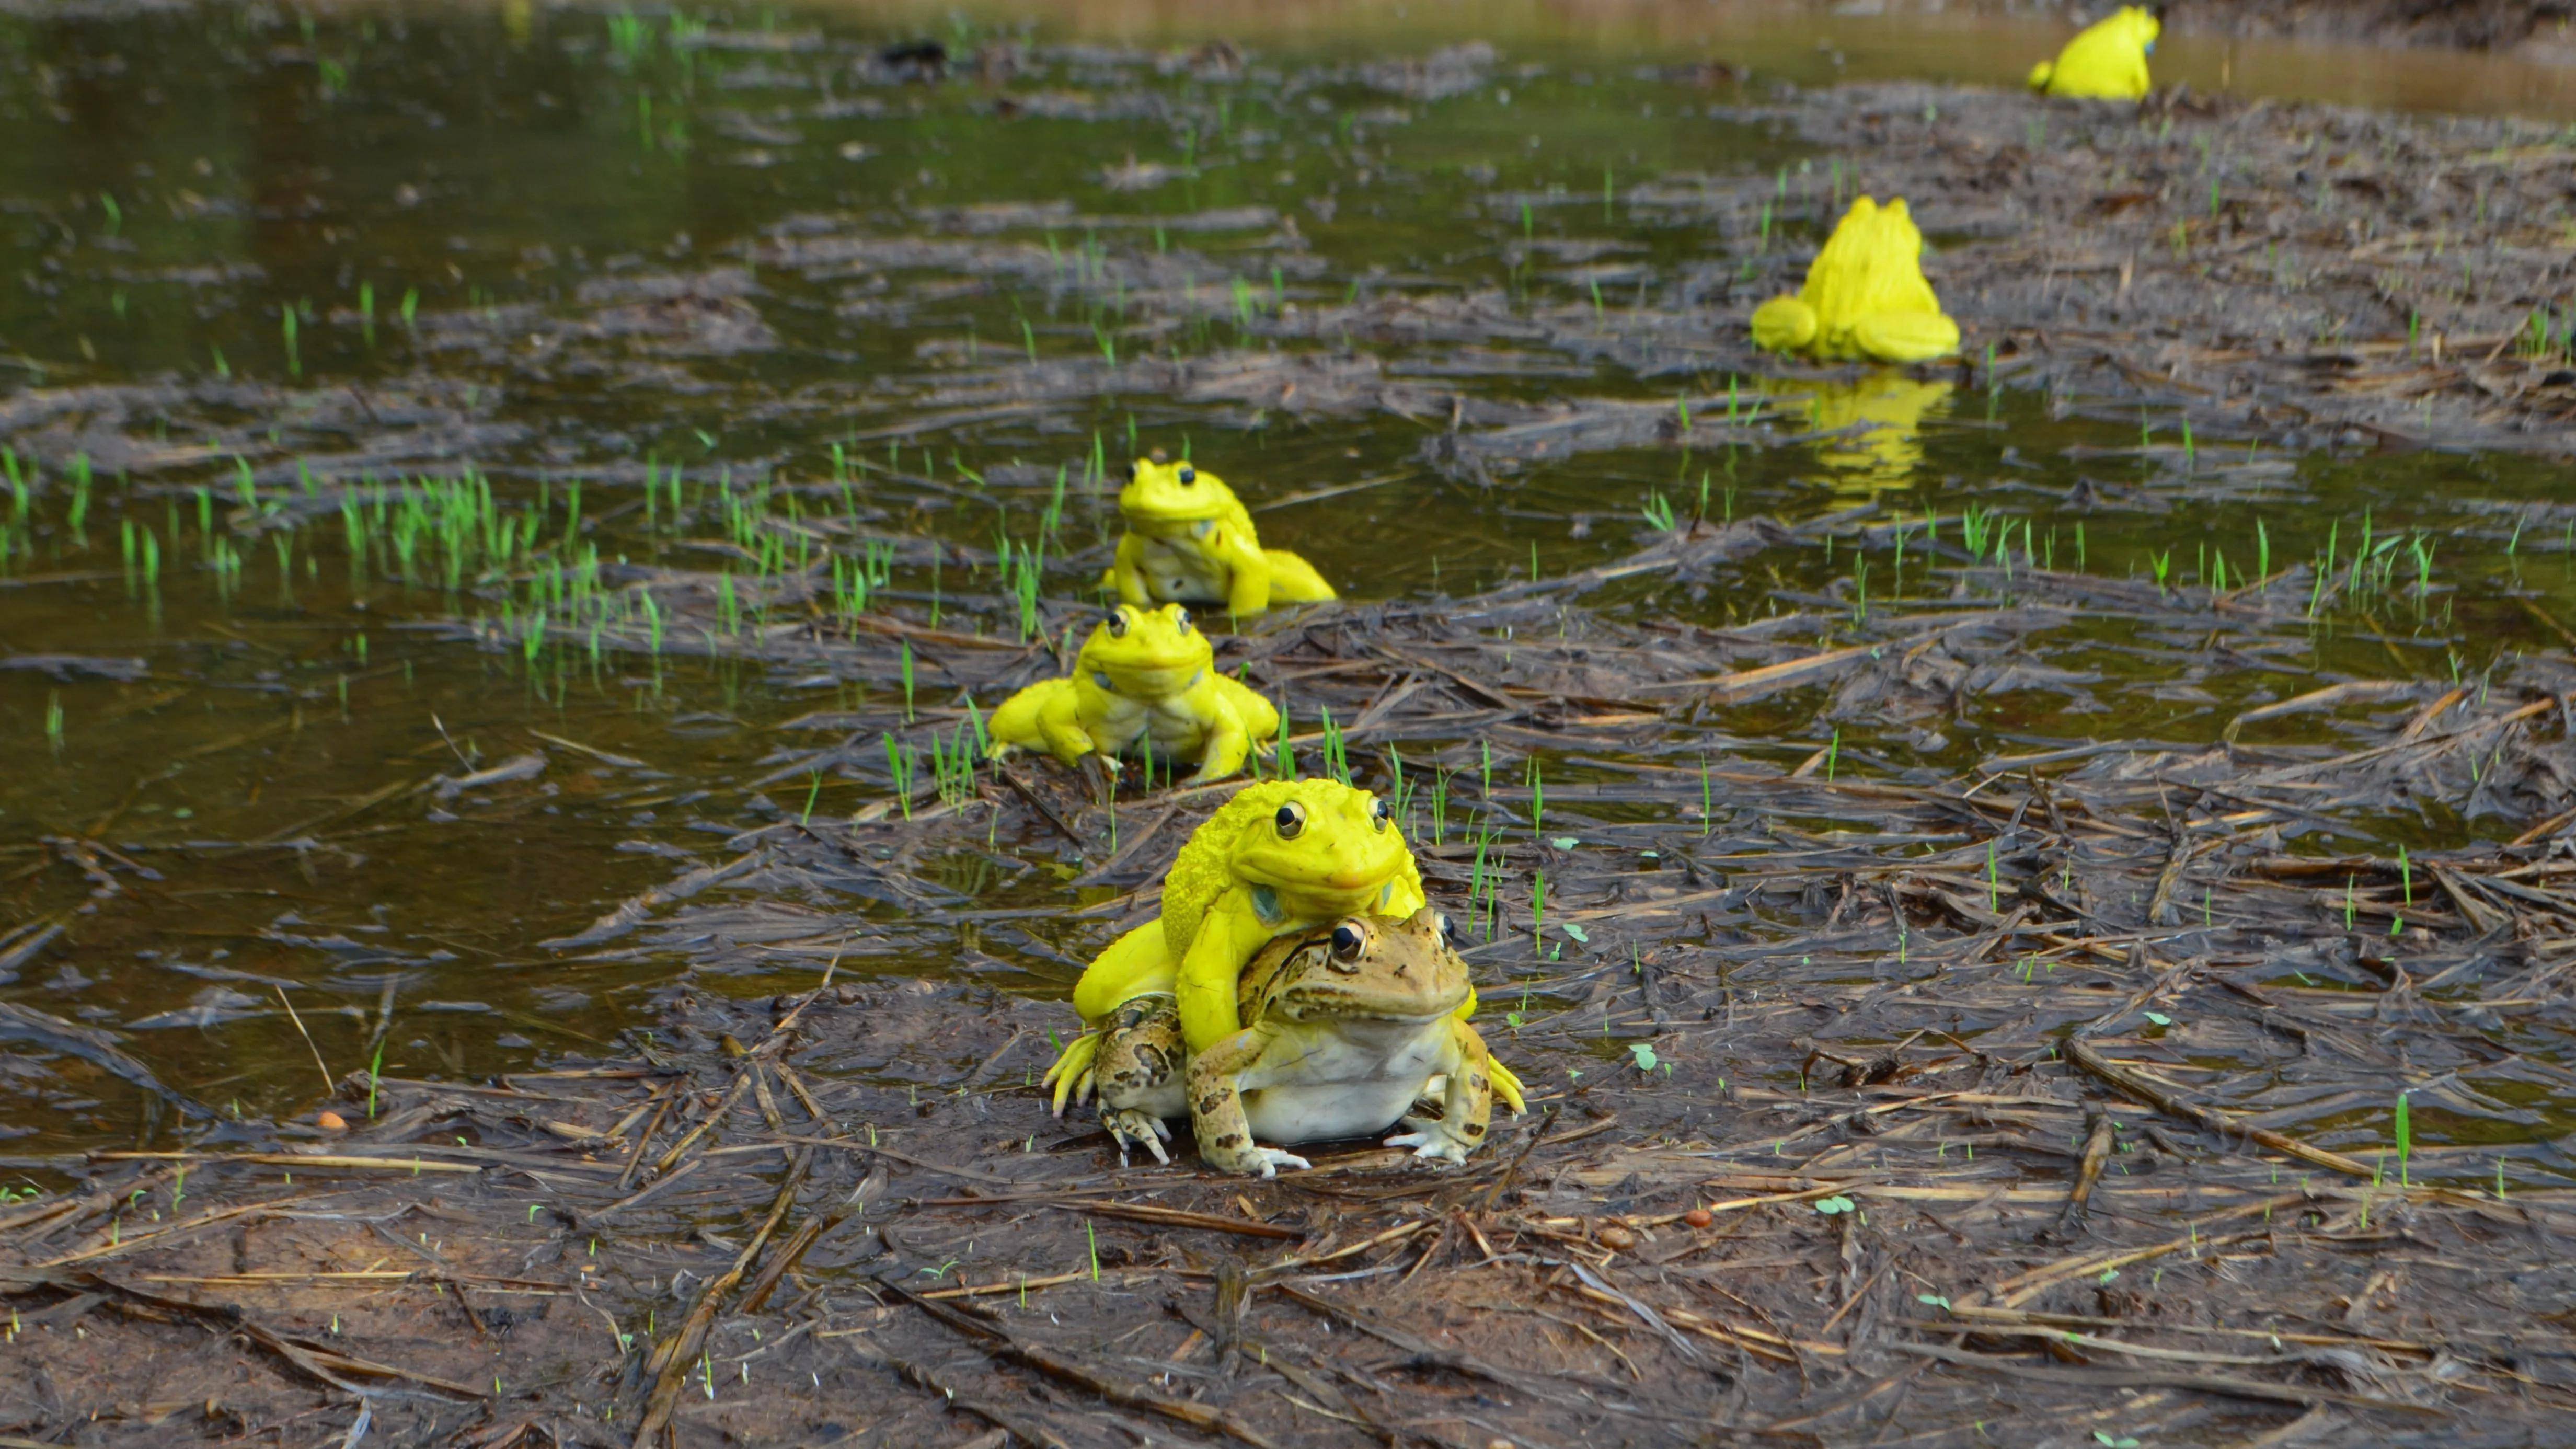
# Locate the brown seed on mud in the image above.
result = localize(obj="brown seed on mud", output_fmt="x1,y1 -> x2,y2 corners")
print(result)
316,1110 -> 347,1131
1684,1208 -> 1714,1228
1597,1224 -> 1638,1250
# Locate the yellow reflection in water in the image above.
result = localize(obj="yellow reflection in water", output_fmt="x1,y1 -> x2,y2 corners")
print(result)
1766,374 -> 1954,497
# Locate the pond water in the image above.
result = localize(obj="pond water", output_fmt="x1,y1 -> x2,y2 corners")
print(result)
1,1 -> 2572,1171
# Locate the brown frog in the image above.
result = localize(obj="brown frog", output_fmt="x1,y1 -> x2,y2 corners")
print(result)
1082,907 -> 1495,1178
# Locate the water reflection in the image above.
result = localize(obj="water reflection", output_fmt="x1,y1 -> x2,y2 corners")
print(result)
1766,373 -> 1954,497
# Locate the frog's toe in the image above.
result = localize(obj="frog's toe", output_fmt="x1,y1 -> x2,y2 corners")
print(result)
1385,1121 -> 1471,1164
1043,1032 -> 1105,1116
1103,1108 -> 1172,1166
1228,1146 -> 1310,1179
1487,1057 -> 1530,1114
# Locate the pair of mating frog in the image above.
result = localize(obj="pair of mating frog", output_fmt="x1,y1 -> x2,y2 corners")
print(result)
1042,778 -> 1525,1177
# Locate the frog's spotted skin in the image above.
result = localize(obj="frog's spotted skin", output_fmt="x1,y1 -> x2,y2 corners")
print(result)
1749,197 -> 1960,365
2028,6 -> 2158,100
987,604 -> 1280,785
1186,908 -> 1496,1177
1103,459 -> 1336,617
1039,779 -> 1527,1124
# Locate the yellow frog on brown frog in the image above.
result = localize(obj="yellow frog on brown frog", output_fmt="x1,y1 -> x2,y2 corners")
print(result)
1084,907 -> 1495,1177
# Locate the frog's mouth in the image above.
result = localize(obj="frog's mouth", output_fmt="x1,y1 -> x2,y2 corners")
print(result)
1272,988 -> 1466,1025
1124,510 -> 1225,537
1095,661 -> 1205,696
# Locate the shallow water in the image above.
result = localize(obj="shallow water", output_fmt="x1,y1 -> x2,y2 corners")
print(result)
1,1 -> 2573,1174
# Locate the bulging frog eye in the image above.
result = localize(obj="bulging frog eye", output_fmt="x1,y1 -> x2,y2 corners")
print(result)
1178,465 -> 1197,485
1436,912 -> 1456,947
1172,608 -> 1193,634
1371,797 -> 1390,832
1126,459 -> 1143,482
1102,610 -> 1129,638
1273,801 -> 1306,840
1330,922 -> 1366,959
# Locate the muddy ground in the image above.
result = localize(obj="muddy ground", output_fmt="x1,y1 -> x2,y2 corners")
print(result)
4,19 -> 2576,1449
12,535 -> 2576,1447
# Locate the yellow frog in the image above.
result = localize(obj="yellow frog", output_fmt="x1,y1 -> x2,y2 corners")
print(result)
2028,7 -> 2159,100
1042,778 -> 1525,1117
1083,909 -> 1494,1177
1750,196 -> 1960,365
988,604 -> 1280,785
1103,459 -> 1336,616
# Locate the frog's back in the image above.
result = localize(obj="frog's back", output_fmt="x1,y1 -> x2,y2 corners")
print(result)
1162,779 -> 1302,960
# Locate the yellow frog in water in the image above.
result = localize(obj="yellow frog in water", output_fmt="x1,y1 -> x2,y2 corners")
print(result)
1103,459 -> 1337,616
1750,196 -> 1960,365
1042,778 -> 1524,1120
1083,908 -> 1495,1177
988,604 -> 1280,785
2028,7 -> 2159,101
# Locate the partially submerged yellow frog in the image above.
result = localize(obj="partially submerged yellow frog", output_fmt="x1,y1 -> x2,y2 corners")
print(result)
2028,7 -> 2158,100
1083,908 -> 1495,1177
1750,197 -> 1960,365
1042,777 -> 1525,1117
1103,459 -> 1336,616
988,604 -> 1280,785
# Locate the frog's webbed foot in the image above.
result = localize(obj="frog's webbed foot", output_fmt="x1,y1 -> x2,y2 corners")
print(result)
1386,1116 -> 1475,1165
1102,1107 -> 1172,1166
1077,751 -> 1122,798
1216,1145 -> 1310,1179
1486,1057 -> 1530,1115
1042,1030 -> 1105,1117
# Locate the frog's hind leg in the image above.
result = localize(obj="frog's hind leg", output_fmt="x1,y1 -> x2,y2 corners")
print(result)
1750,296 -> 1820,355
1852,310 -> 1960,365
1044,921 -> 1178,1112
1258,548 -> 1337,603
1093,993 -> 1186,1165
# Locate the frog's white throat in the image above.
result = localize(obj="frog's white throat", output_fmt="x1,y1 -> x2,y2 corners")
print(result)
1240,1016 -> 1454,1146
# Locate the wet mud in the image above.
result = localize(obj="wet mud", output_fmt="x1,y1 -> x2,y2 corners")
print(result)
0,6 -> 2573,1446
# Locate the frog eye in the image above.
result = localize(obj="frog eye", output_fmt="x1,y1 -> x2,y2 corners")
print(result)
1273,801 -> 1306,839
1102,610 -> 1129,638
1436,912 -> 1456,947
1126,459 -> 1143,482
1172,608 -> 1193,634
1330,921 -> 1366,959
1177,465 -> 1197,485
1371,797 -> 1391,832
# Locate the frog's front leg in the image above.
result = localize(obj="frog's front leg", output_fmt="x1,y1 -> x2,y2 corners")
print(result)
1185,693 -> 1252,785
1185,1024 -> 1308,1178
1386,1019 -> 1494,1163
1175,901 -> 1281,1054
1104,533 -> 1154,606
1092,993 -> 1186,1166
1034,688 -> 1101,766
1214,525 -> 1274,617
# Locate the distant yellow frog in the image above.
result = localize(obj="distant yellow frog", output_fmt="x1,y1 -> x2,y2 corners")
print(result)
1104,459 -> 1336,616
1042,778 -> 1525,1114
1084,908 -> 1496,1177
988,604 -> 1279,785
1750,196 -> 1960,365
2028,7 -> 2159,100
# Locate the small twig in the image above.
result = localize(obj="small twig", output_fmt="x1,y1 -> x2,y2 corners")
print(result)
273,986 -> 336,1094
